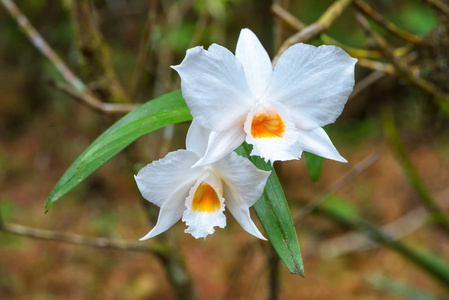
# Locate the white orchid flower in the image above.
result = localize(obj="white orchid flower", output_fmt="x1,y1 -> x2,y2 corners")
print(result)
172,28 -> 357,165
135,123 -> 271,240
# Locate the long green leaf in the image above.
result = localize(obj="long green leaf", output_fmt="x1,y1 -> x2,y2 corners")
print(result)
45,90 -> 191,210
316,203 -> 449,290
235,143 -> 304,276
46,89 -> 304,275
367,274 -> 441,300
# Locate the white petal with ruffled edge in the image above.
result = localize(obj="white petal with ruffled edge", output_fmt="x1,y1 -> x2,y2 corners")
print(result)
235,28 -> 272,98
212,152 -> 270,239
172,45 -> 255,133
244,101 -> 301,163
182,170 -> 226,239
298,127 -> 347,163
265,43 -> 357,130
135,150 -> 203,239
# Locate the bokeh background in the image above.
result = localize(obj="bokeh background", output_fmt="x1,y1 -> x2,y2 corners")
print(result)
1,0 -> 449,299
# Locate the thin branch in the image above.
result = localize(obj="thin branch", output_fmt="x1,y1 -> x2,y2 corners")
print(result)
422,0 -> 449,17
350,70 -> 387,99
0,0 -> 86,92
69,0 -> 131,103
294,151 -> 380,225
130,0 -> 158,97
271,2 -> 305,31
272,3 -> 383,59
267,245 -> 280,300
50,81 -> 139,114
0,0 -> 136,115
354,0 -> 422,44
357,58 -> 396,74
273,0 -> 290,50
0,221 -> 164,255
272,3 -> 414,60
273,0 -> 354,64
356,13 -> 449,106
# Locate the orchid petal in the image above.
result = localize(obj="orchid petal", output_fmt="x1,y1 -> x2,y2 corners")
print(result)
265,43 -> 357,130
213,152 -> 270,240
134,150 -> 202,207
192,123 -> 246,167
236,28 -> 272,98
244,101 -> 301,163
224,184 -> 267,240
298,127 -> 347,163
139,199 -> 185,240
186,119 -> 209,158
172,45 -> 254,132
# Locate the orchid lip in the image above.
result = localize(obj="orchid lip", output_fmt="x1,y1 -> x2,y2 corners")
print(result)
250,106 -> 285,139
190,169 -> 223,213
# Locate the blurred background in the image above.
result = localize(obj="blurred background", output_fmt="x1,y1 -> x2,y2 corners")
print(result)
1,0 -> 449,299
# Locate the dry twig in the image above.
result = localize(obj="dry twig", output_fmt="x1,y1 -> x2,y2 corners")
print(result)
50,81 -> 139,114
356,13 -> 449,105
130,0 -> 158,97
0,221 -> 163,254
1,0 -> 139,115
354,0 -> 421,44
0,0 -> 86,92
272,3 -> 412,60
422,0 -> 449,16
294,151 -> 380,225
350,70 -> 387,99
273,0 -> 354,64
69,0 -> 131,103
357,58 -> 396,74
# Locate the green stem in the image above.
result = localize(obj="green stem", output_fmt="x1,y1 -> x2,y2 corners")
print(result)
382,108 -> 449,237
267,245 -> 280,300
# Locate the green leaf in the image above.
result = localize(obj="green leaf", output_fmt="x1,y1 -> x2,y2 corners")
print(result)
317,204 -> 449,290
367,274 -> 441,300
322,195 -> 359,219
45,90 -> 191,211
304,152 -> 323,182
235,143 -> 304,276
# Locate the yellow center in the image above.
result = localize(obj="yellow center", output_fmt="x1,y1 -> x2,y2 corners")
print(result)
191,182 -> 221,212
251,111 -> 285,138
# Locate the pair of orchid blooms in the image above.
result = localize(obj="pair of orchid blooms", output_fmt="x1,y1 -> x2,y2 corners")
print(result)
135,29 -> 357,241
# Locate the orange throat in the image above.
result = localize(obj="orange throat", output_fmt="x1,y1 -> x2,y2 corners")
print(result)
191,182 -> 221,212
251,111 -> 285,138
